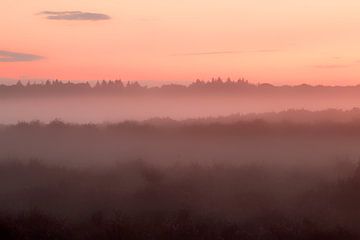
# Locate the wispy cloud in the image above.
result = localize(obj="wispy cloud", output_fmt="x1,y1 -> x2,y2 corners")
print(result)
39,11 -> 111,21
0,50 -> 43,62
138,17 -> 161,22
312,64 -> 350,69
171,49 -> 278,56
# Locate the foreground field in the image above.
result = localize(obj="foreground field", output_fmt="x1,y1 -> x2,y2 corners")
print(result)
1,160 -> 360,239
1,119 -> 360,239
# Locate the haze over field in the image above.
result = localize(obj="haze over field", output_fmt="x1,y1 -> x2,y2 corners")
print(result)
2,79 -> 360,123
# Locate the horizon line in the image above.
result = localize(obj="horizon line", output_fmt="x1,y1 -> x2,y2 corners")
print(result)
1,78 -> 360,88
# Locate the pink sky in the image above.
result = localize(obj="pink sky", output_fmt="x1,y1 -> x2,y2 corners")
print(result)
1,0 -> 360,85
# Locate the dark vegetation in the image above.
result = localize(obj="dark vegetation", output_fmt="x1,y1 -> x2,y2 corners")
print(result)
1,159 -> 360,239
187,108 -> 360,124
1,118 -> 360,238
2,117 -> 360,167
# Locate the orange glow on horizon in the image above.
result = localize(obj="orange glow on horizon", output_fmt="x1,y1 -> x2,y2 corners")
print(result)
2,0 -> 360,85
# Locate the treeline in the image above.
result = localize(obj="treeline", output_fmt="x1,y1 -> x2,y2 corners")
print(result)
179,108 -> 360,124
7,115 -> 360,136
2,78 -> 360,98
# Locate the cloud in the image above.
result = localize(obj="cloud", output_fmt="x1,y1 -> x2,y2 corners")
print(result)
171,49 -> 278,56
39,11 -> 111,21
0,50 -> 43,62
138,17 -> 161,22
312,64 -> 350,69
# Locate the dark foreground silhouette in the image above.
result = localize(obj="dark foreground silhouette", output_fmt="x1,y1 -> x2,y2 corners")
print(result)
1,119 -> 360,239
1,160 -> 360,240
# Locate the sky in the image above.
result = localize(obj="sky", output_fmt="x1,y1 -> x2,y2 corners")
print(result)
1,0 -> 360,85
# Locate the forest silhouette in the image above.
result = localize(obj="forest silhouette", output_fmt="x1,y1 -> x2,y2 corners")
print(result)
3,78 -> 360,98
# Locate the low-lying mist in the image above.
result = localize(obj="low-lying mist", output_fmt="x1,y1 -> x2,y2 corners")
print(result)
2,110 -> 360,238
3,79 -> 360,123
2,95 -> 360,123
1,118 -> 360,168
